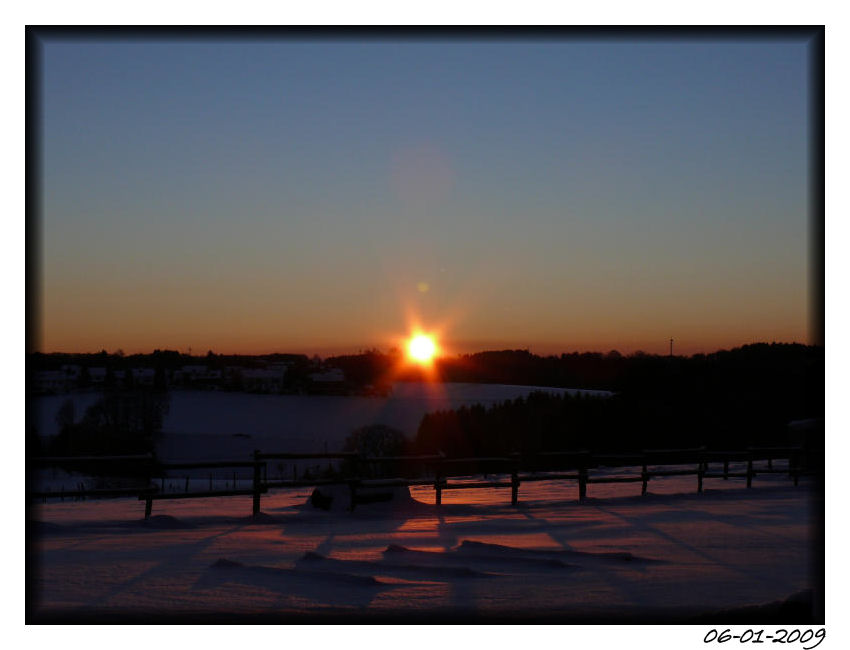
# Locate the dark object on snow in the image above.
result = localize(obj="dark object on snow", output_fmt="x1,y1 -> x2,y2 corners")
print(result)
306,484 -> 415,512
353,490 -> 393,505
310,487 -> 334,510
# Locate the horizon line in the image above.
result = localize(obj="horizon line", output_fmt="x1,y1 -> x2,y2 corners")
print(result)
31,339 -> 816,360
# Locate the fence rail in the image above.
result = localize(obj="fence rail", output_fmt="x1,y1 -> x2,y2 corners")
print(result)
31,445 -> 811,518
32,454 -> 154,464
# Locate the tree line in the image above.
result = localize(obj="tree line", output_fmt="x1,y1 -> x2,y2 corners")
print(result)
30,343 -> 822,460
334,343 -> 821,458
408,343 -> 821,456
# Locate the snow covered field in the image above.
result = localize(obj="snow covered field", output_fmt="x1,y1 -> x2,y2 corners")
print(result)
29,471 -> 821,623
30,382 -> 822,624
34,382 -> 613,460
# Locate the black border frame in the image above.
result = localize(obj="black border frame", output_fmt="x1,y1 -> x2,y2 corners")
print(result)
25,25 -> 826,625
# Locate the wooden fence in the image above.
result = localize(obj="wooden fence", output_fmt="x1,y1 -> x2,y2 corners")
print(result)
30,445 -> 811,519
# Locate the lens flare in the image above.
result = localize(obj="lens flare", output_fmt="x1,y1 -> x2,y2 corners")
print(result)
407,334 -> 437,363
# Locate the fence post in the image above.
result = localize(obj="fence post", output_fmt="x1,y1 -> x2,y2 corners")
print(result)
788,452 -> 800,487
348,480 -> 358,512
641,460 -> 648,496
509,452 -> 520,506
252,449 -> 262,517
578,466 -> 588,501
434,454 -> 443,506
697,461 -> 704,493
144,494 -> 152,519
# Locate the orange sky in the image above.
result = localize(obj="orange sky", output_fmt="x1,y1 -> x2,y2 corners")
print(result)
36,37 -> 816,358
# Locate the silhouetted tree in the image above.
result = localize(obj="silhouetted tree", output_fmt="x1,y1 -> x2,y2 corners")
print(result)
55,398 -> 75,433
343,424 -> 408,458
342,424 -> 410,478
48,390 -> 170,458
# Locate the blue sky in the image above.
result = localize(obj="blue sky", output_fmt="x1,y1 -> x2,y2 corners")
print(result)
38,36 -> 813,355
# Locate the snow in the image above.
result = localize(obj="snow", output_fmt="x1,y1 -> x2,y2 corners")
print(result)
33,382 -> 613,459
34,382 -> 609,437
29,471 -> 820,623
29,382 -> 821,625
158,383 -> 610,455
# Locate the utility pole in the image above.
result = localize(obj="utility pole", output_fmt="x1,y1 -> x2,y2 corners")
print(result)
669,338 -> 674,357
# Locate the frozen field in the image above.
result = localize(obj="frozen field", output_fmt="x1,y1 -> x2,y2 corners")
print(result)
30,382 -> 822,623
29,471 -> 821,623
34,382 -> 613,460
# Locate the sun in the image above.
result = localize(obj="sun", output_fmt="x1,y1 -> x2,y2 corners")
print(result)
407,334 -> 437,364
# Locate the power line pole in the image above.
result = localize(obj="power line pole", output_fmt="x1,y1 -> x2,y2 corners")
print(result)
669,338 -> 674,357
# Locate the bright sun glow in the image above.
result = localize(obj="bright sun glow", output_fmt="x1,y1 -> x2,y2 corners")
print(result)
407,334 -> 437,363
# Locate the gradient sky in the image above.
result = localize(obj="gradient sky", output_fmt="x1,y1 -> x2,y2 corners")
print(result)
37,35 -> 814,356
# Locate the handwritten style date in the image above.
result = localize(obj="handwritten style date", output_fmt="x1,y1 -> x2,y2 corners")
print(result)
704,629 -> 825,649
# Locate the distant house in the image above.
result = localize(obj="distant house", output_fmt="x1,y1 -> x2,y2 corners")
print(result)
241,368 -> 286,393
787,418 -> 823,449
34,370 -> 70,394
61,365 -> 82,380
309,368 -> 345,383
267,363 -> 290,376
34,365 -> 83,392
131,368 -> 156,386
177,365 -> 208,381
308,367 -> 347,394
176,365 -> 222,388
